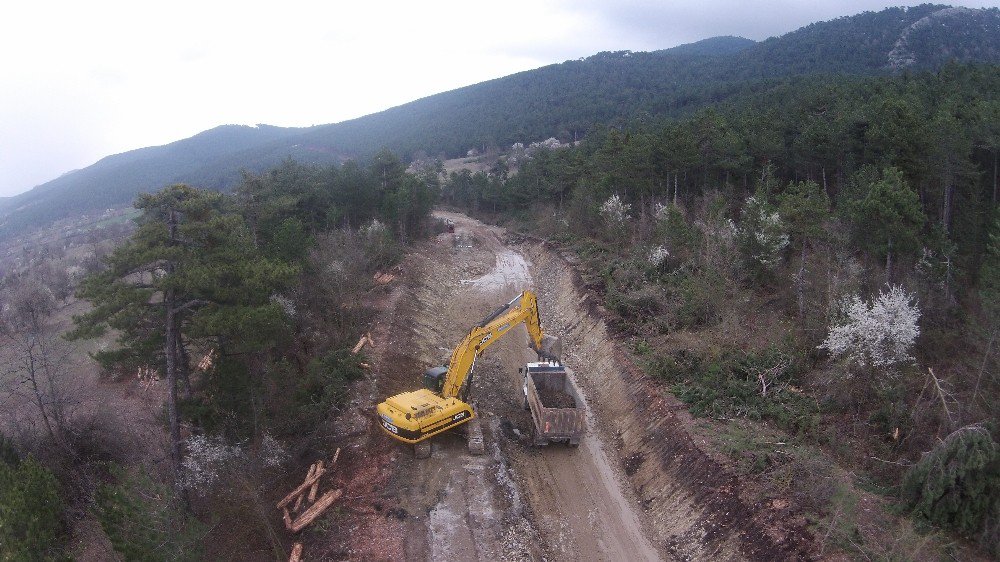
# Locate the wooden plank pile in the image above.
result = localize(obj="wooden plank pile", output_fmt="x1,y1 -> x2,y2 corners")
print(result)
277,448 -> 342,561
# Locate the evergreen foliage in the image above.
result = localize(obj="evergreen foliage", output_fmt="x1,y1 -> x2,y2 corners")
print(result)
842,166 -> 926,269
94,465 -> 204,561
0,454 -> 66,561
901,424 -> 999,550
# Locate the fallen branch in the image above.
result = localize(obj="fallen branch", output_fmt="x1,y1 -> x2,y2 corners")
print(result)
290,489 -> 343,533
869,456 -> 912,466
277,465 -> 327,509
927,368 -> 955,429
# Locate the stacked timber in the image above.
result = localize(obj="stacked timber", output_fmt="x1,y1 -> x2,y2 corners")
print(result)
276,448 -> 342,561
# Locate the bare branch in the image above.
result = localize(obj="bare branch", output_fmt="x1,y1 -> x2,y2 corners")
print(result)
926,368 -> 956,430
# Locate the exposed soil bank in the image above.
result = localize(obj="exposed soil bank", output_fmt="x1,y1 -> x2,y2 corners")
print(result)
526,240 -> 817,560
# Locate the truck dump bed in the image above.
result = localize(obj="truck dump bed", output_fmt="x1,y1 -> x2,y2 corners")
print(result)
523,363 -> 586,446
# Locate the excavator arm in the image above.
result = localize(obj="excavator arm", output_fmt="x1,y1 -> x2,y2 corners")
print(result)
376,289 -> 560,449
439,290 -> 559,399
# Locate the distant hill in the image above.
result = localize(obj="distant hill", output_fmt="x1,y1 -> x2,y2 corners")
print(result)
662,36 -> 756,57
2,4 -> 998,240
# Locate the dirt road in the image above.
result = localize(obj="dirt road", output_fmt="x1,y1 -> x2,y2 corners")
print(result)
363,211 -> 659,560
331,210 -> 815,561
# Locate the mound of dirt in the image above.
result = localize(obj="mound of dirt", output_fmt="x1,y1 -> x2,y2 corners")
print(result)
537,387 -> 576,409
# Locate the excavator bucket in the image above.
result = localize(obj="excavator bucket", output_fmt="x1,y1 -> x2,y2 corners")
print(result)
532,335 -> 562,361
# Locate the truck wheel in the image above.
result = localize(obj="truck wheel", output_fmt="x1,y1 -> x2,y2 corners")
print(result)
568,440 -> 580,448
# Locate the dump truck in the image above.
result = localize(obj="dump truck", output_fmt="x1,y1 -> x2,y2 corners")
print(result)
521,362 -> 586,446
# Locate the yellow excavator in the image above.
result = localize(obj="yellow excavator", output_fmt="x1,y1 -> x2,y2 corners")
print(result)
376,290 -> 560,457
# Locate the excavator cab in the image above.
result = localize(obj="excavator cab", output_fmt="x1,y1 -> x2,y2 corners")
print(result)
423,366 -> 448,392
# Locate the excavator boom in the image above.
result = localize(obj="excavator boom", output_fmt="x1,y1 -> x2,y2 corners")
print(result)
440,291 -> 558,398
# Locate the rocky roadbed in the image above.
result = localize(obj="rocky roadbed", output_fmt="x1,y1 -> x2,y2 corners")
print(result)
318,211 -> 816,561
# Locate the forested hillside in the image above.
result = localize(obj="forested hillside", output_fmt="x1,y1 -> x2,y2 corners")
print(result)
0,151 -> 439,559
444,62 -> 1000,555
2,4 -> 998,241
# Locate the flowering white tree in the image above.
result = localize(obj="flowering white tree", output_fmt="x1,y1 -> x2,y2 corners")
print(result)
654,202 -> 671,222
736,196 -> 789,277
647,245 -> 670,267
180,434 -> 242,492
360,218 -> 387,239
819,285 -> 921,368
599,194 -> 631,225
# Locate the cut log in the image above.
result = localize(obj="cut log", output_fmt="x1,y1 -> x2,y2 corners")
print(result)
290,489 -> 343,533
283,508 -> 292,530
289,542 -> 303,562
293,463 -> 318,512
351,335 -> 367,354
308,461 -> 324,503
331,447 -> 341,467
277,466 -> 326,509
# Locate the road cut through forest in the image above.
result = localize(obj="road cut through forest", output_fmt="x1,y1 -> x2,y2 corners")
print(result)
322,210 -> 816,561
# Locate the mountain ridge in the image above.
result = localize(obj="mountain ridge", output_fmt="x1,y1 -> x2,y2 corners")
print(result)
2,4 -> 998,240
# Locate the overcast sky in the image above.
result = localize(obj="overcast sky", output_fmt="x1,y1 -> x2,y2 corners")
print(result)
1,1 -> 998,198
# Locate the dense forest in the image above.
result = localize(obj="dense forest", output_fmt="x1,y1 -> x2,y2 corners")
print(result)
2,5 -> 998,241
444,63 -> 1000,554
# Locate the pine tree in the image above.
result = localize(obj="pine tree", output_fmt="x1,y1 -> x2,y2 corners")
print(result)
779,180 -> 831,318
0,455 -> 65,560
901,424 -> 999,550
842,166 -> 925,281
70,185 -> 297,486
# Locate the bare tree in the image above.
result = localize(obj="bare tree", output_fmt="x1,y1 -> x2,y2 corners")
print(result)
0,279 -> 79,447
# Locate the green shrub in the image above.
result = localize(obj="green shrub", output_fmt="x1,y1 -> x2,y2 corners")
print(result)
94,465 -> 204,562
287,349 -> 366,434
0,453 -> 66,561
675,273 -> 723,329
648,347 -> 819,435
901,424 -> 999,552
